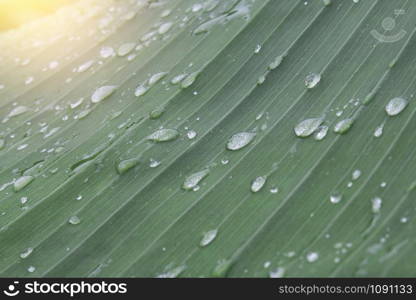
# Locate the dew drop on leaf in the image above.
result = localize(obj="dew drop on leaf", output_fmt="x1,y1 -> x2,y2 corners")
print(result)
14,176 -> 34,192
182,169 -> 209,190
294,118 -> 322,137
147,129 -> 179,142
20,247 -> 33,259
91,86 -> 117,103
305,73 -> 321,89
306,252 -> 319,262
117,42 -> 135,56
68,216 -> 81,225
180,72 -> 199,88
269,267 -> 285,278
157,265 -> 186,278
333,118 -> 353,134
226,132 -> 256,150
117,158 -> 140,174
200,229 -> 218,247
385,97 -> 407,116
251,176 -> 267,193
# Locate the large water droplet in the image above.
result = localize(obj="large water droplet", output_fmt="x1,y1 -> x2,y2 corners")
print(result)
200,229 -> 218,247
182,169 -> 209,190
226,132 -> 256,150
147,129 -> 179,142
305,73 -> 321,89
294,118 -> 322,137
91,86 -> 117,103
385,97 -> 407,116
251,176 -> 267,193
8,106 -> 28,118
14,176 -> 34,192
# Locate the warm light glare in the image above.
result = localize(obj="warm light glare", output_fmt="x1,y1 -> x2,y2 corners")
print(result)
0,0 -> 76,30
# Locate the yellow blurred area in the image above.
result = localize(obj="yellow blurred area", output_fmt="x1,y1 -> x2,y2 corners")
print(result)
0,0 -> 77,31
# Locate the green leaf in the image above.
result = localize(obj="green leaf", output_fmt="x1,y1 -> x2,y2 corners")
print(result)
0,0 -> 416,278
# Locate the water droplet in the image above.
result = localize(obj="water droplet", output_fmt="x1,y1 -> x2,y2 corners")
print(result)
27,266 -> 36,273
147,129 -> 179,142
323,0 -> 332,6
100,46 -> 115,58
20,196 -> 28,204
270,187 -> 279,194
20,247 -> 33,259
149,158 -> 161,168
68,216 -> 81,225
251,176 -> 267,193
76,195 -> 83,201
117,43 -> 135,56
226,132 -> 256,150
385,97 -> 407,116
117,158 -> 140,174
306,252 -> 319,262
149,107 -> 165,119
48,61 -> 59,69
212,259 -> 232,277
77,60 -> 94,72
221,158 -> 229,165
157,265 -> 186,278
333,118 -> 353,134
305,73 -> 321,89
294,118 -> 323,137
330,193 -> 342,204
134,84 -> 149,97
257,74 -> 267,85
314,125 -> 328,140
374,124 -> 384,138
8,106 -> 29,118
91,86 -> 117,103
186,130 -> 197,139
182,169 -> 209,190
352,169 -> 361,180
171,74 -> 187,85
268,55 -> 284,70
149,72 -> 167,86
269,267 -> 285,278
200,229 -> 218,247
371,197 -> 382,213
254,44 -> 261,54
158,22 -> 173,34
70,98 -> 84,109
14,176 -> 34,192
181,72 -> 199,88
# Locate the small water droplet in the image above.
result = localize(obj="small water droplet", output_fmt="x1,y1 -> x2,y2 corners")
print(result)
200,229 -> 218,247
294,118 -> 323,137
186,130 -> 197,139
305,73 -> 321,89
226,132 -> 256,150
68,216 -> 81,225
182,169 -> 209,190
352,169 -> 361,180
134,84 -> 149,97
117,158 -> 140,174
171,74 -> 187,85
14,176 -> 34,192
27,266 -> 36,273
268,55 -> 284,70
251,176 -> 267,193
20,247 -> 33,259
148,72 -> 168,86
212,259 -> 232,277
314,125 -> 328,140
158,22 -> 173,34
157,265 -> 186,278
149,107 -> 165,119
147,129 -> 179,142
91,86 -> 117,103
8,106 -> 29,118
270,187 -> 279,194
374,124 -> 384,138
306,252 -> 319,262
254,44 -> 261,54
117,43 -> 136,56
77,60 -> 94,72
181,72 -> 199,88
330,193 -> 342,204
100,46 -> 115,58
149,158 -> 161,168
269,267 -> 285,278
333,118 -> 353,134
371,197 -> 382,213
385,97 -> 407,116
